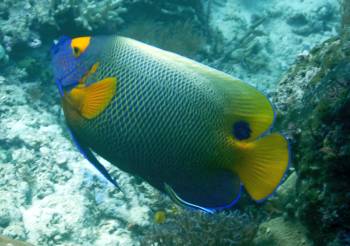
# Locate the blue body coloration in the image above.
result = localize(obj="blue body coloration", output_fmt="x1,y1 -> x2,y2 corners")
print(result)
52,37 -> 122,191
51,36 -> 98,92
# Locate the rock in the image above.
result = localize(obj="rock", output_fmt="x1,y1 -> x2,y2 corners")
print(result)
0,44 -> 9,66
0,208 -> 11,228
0,235 -> 33,246
287,13 -> 308,26
2,224 -> 26,242
276,171 -> 298,205
253,217 -> 312,246
0,192 -> 23,227
273,32 -> 350,243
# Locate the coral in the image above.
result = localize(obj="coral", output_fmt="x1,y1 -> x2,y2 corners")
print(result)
269,3 -> 350,243
125,0 -> 204,23
0,44 -> 9,66
0,68 -> 157,245
263,171 -> 298,219
139,209 -> 258,246
341,0 -> 350,53
52,0 -> 127,31
0,235 -> 33,246
328,230 -> 350,246
272,33 -> 350,244
205,0 -> 340,90
0,0 -> 128,55
286,3 -> 337,36
2,224 -> 27,242
0,1 -> 39,52
253,217 -> 312,246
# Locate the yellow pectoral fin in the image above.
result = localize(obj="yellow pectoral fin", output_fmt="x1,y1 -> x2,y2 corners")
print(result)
81,77 -> 117,119
68,77 -> 117,119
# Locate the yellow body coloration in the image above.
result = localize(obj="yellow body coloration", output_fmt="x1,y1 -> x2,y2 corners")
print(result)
54,36 -> 290,211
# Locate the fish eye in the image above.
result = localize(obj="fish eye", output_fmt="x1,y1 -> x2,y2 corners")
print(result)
71,36 -> 91,58
72,46 -> 81,57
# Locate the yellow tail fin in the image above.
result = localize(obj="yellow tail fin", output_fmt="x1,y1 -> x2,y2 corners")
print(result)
230,133 -> 290,201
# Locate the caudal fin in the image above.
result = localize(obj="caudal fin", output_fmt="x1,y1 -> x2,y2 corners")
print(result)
230,133 -> 290,201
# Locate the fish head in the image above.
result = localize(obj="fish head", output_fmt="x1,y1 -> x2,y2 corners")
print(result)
51,36 -> 101,95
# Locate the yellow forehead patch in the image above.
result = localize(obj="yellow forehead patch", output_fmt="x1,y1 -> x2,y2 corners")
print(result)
71,36 -> 91,57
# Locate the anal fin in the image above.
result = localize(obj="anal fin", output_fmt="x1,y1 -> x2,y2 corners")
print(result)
164,169 -> 241,213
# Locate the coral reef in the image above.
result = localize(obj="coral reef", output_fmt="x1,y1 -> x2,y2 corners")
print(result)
272,9 -> 350,243
140,208 -> 258,246
0,0 -> 127,52
0,0 -> 204,56
0,235 -> 33,246
205,0 -> 340,90
0,44 -> 9,66
253,216 -> 312,246
0,67 -> 157,245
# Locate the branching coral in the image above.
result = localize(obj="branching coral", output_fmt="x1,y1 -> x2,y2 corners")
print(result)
0,0 -> 128,53
53,0 -> 127,31
0,0 -> 207,63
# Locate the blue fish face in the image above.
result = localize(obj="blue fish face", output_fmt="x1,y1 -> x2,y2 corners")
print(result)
51,36 -> 97,95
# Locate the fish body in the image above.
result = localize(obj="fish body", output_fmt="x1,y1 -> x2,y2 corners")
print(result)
52,36 -> 290,212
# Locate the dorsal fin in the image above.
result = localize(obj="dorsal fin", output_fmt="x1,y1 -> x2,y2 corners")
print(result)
209,75 -> 275,141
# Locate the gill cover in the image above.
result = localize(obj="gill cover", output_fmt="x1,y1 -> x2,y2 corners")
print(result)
51,36 -> 98,93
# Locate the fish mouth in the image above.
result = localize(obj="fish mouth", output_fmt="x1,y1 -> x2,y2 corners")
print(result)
51,36 -> 71,56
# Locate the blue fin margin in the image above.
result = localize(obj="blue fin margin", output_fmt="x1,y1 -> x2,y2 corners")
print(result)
164,183 -> 242,214
68,128 -> 123,192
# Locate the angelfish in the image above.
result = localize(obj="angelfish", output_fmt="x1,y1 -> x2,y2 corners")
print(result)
51,35 -> 290,213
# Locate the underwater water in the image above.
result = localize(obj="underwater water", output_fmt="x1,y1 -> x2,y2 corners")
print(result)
0,0 -> 349,245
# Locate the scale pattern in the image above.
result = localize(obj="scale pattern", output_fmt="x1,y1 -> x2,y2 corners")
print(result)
73,36 -> 229,187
